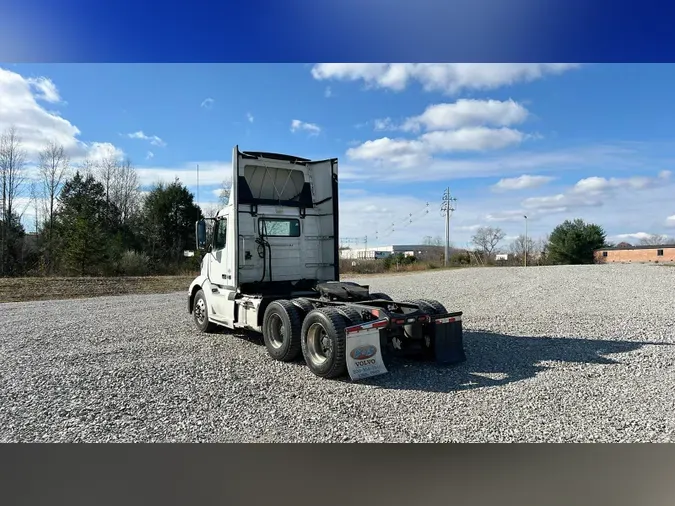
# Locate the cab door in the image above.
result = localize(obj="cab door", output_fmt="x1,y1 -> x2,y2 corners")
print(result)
207,217 -> 235,321
209,217 -> 233,287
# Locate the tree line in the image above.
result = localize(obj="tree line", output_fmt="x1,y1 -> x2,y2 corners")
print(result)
465,220 -> 675,266
0,127 -> 208,277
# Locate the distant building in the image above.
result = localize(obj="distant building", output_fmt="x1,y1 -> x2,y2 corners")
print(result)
495,253 -> 509,261
340,244 -> 441,261
594,244 -> 675,264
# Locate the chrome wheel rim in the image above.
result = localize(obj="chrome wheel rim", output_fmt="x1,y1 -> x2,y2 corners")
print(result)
268,313 -> 285,349
306,322 -> 332,366
195,297 -> 206,325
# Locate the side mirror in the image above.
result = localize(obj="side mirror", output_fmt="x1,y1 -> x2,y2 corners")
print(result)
196,220 -> 207,250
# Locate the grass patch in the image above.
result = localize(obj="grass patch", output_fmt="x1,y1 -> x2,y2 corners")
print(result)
0,276 -> 196,303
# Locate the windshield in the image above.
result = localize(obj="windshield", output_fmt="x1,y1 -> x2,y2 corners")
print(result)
259,218 -> 301,237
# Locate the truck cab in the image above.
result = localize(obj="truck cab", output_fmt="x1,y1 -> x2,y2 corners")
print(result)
189,147 -> 339,330
188,146 -> 465,381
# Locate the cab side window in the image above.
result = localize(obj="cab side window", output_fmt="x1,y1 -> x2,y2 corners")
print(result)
213,219 -> 227,250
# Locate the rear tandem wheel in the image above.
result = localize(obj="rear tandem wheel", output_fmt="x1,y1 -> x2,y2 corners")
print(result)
300,307 -> 350,379
262,300 -> 303,362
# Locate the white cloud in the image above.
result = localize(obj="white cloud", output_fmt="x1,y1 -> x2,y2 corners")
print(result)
146,151 -> 154,160
522,193 -> 603,211
456,224 -> 481,232
492,175 -> 555,191
572,172 -> 669,196
86,142 -> 125,163
337,143 -> 651,184
338,167 -> 675,248
246,112 -> 254,123
290,119 -> 321,135
0,66 -> 80,156
26,76 -> 61,103
126,130 -> 166,147
373,117 -> 396,131
401,99 -> 530,133
510,172 -> 674,226
612,232 -> 654,241
346,99 -> 540,171
347,127 -> 527,168
324,86 -> 332,98
422,127 -> 526,152
201,98 -> 214,109
486,210 -> 530,223
136,160 -> 230,187
0,66 -> 124,163
310,63 -> 580,95
666,215 -> 675,228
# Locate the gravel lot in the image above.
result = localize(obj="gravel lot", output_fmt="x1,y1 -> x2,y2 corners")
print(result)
2,263 -> 675,442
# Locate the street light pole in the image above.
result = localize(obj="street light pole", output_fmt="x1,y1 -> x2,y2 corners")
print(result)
524,215 -> 528,267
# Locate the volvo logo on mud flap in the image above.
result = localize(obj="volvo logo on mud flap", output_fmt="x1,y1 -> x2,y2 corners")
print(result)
350,344 -> 377,360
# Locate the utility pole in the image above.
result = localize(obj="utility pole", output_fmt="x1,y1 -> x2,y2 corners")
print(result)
441,188 -> 457,267
524,215 -> 528,267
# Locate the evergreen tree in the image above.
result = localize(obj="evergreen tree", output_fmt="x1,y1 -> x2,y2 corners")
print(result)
54,172 -> 113,275
547,219 -> 608,265
141,178 -> 202,265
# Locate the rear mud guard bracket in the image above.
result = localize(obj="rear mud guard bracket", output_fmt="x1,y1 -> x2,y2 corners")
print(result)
431,313 -> 466,365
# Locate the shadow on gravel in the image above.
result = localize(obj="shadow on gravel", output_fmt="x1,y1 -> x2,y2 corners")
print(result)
215,327 -> 673,393
355,331 -> 674,393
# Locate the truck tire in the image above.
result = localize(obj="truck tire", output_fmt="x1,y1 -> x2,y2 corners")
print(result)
290,297 -> 315,316
301,307 -> 348,379
402,299 -> 442,315
262,300 -> 303,362
193,289 -> 218,333
369,292 -> 393,301
417,298 -> 447,314
336,306 -> 364,326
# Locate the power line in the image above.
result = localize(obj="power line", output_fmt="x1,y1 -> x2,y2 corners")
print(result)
378,202 -> 430,240
341,201 -> 432,252
440,188 -> 457,267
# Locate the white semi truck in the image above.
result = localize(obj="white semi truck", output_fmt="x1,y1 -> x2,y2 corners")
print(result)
188,146 -> 465,381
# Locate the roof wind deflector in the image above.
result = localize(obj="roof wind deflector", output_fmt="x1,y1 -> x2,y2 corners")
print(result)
240,151 -> 311,164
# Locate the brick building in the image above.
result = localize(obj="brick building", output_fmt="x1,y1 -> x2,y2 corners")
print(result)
594,244 -> 675,264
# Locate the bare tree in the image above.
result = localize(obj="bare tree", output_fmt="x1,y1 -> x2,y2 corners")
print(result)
111,158 -> 141,225
78,157 -> 97,179
638,234 -> 675,246
28,181 -> 41,235
201,202 -> 221,218
91,153 -> 142,227
471,226 -> 506,259
509,234 -> 536,259
0,126 -> 27,275
96,153 -> 119,207
422,235 -> 443,247
38,141 -> 70,272
218,179 -> 232,206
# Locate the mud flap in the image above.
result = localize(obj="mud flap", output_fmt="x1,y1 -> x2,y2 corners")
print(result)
431,312 -> 466,365
345,319 -> 389,381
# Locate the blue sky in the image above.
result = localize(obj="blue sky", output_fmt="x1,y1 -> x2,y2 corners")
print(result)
2,63 -> 675,248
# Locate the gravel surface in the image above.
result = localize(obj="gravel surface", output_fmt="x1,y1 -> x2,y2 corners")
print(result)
2,263 -> 675,442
